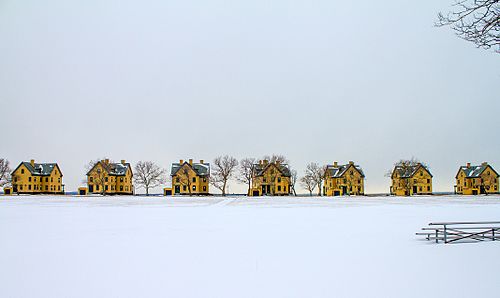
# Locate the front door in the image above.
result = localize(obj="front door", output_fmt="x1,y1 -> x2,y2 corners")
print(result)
89,185 -> 94,193
175,186 -> 180,194
413,186 -> 418,194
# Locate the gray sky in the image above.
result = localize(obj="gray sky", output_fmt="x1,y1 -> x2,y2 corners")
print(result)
1,0 -> 499,194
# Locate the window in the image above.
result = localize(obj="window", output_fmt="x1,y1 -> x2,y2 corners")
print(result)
263,178 -> 267,183
58,178 -> 61,183
96,185 -> 99,191
192,186 -> 196,191
58,186 -> 60,191
278,186 -> 281,191
34,177 -> 36,182
183,185 -> 187,191
120,186 -> 123,191
125,187 -> 128,191
120,177 -> 124,182
203,186 -> 207,191
419,187 -> 422,191
105,177 -> 109,182
45,186 -> 48,191
45,177 -> 48,182
28,185 -> 31,190
176,178 -> 180,183
51,177 -> 53,182
90,177 -> 93,182
278,177 -> 281,183
192,177 -> 196,183
203,178 -> 207,182
105,186 -> 108,191
21,169 -> 24,174
20,185 -> 23,190
427,179 -> 430,183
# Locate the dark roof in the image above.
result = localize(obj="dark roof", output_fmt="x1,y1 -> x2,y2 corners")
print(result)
171,162 -> 210,177
326,163 -> 365,178
392,163 -> 432,178
253,162 -> 291,177
457,164 -> 499,178
86,161 -> 132,176
14,162 -> 61,176
107,163 -> 131,176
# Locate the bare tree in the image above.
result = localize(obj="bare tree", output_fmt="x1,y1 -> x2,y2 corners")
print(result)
177,167 -> 193,195
85,159 -> 111,195
290,169 -> 298,196
300,174 -> 316,196
210,155 -> 238,196
305,162 -> 327,196
134,161 -> 166,196
436,0 -> 500,52
388,158 -> 427,195
0,158 -> 11,187
262,154 -> 289,164
238,157 -> 256,196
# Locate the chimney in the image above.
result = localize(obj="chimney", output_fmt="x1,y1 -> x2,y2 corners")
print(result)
30,159 -> 35,166
189,159 -> 193,165
466,162 -> 471,168
349,161 -> 354,165
200,159 -> 204,164
121,160 -> 126,164
334,161 -> 338,167
482,162 -> 488,166
104,159 -> 109,164
180,159 -> 184,164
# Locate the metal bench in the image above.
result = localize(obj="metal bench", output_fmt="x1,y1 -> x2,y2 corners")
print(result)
417,221 -> 500,244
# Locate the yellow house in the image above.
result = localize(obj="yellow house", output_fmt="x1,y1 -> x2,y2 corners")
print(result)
249,160 -> 291,196
324,161 -> 365,196
390,163 -> 432,196
455,162 -> 499,195
171,159 -> 210,195
86,159 -> 133,195
10,159 -> 64,194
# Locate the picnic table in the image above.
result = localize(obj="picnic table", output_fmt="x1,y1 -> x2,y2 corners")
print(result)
417,221 -> 500,244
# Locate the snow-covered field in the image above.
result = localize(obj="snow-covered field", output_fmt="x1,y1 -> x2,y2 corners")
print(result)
1,195 -> 499,298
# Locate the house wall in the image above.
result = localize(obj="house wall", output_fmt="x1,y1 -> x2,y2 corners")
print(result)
250,164 -> 291,196
11,163 -> 63,194
391,167 -> 432,196
324,165 -> 364,196
171,164 -> 209,195
456,166 -> 499,195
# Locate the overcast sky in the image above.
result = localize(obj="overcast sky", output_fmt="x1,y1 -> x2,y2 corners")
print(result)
1,0 -> 499,194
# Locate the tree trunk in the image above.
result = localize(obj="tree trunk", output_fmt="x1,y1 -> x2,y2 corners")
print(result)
222,181 -> 227,196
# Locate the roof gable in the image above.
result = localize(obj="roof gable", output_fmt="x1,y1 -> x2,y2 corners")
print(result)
171,162 -> 210,177
86,161 -> 132,176
12,161 -> 60,176
253,162 -> 291,177
392,164 -> 432,179
456,164 -> 499,178
326,163 -> 365,178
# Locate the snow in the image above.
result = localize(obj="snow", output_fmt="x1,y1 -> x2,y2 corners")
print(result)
1,195 -> 500,298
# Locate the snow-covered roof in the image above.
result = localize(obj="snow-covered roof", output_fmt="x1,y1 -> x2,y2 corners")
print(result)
326,163 -> 365,178
252,162 -> 291,177
171,161 -> 210,177
17,162 -> 60,176
393,163 -> 432,178
108,163 -> 130,176
459,164 -> 498,178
